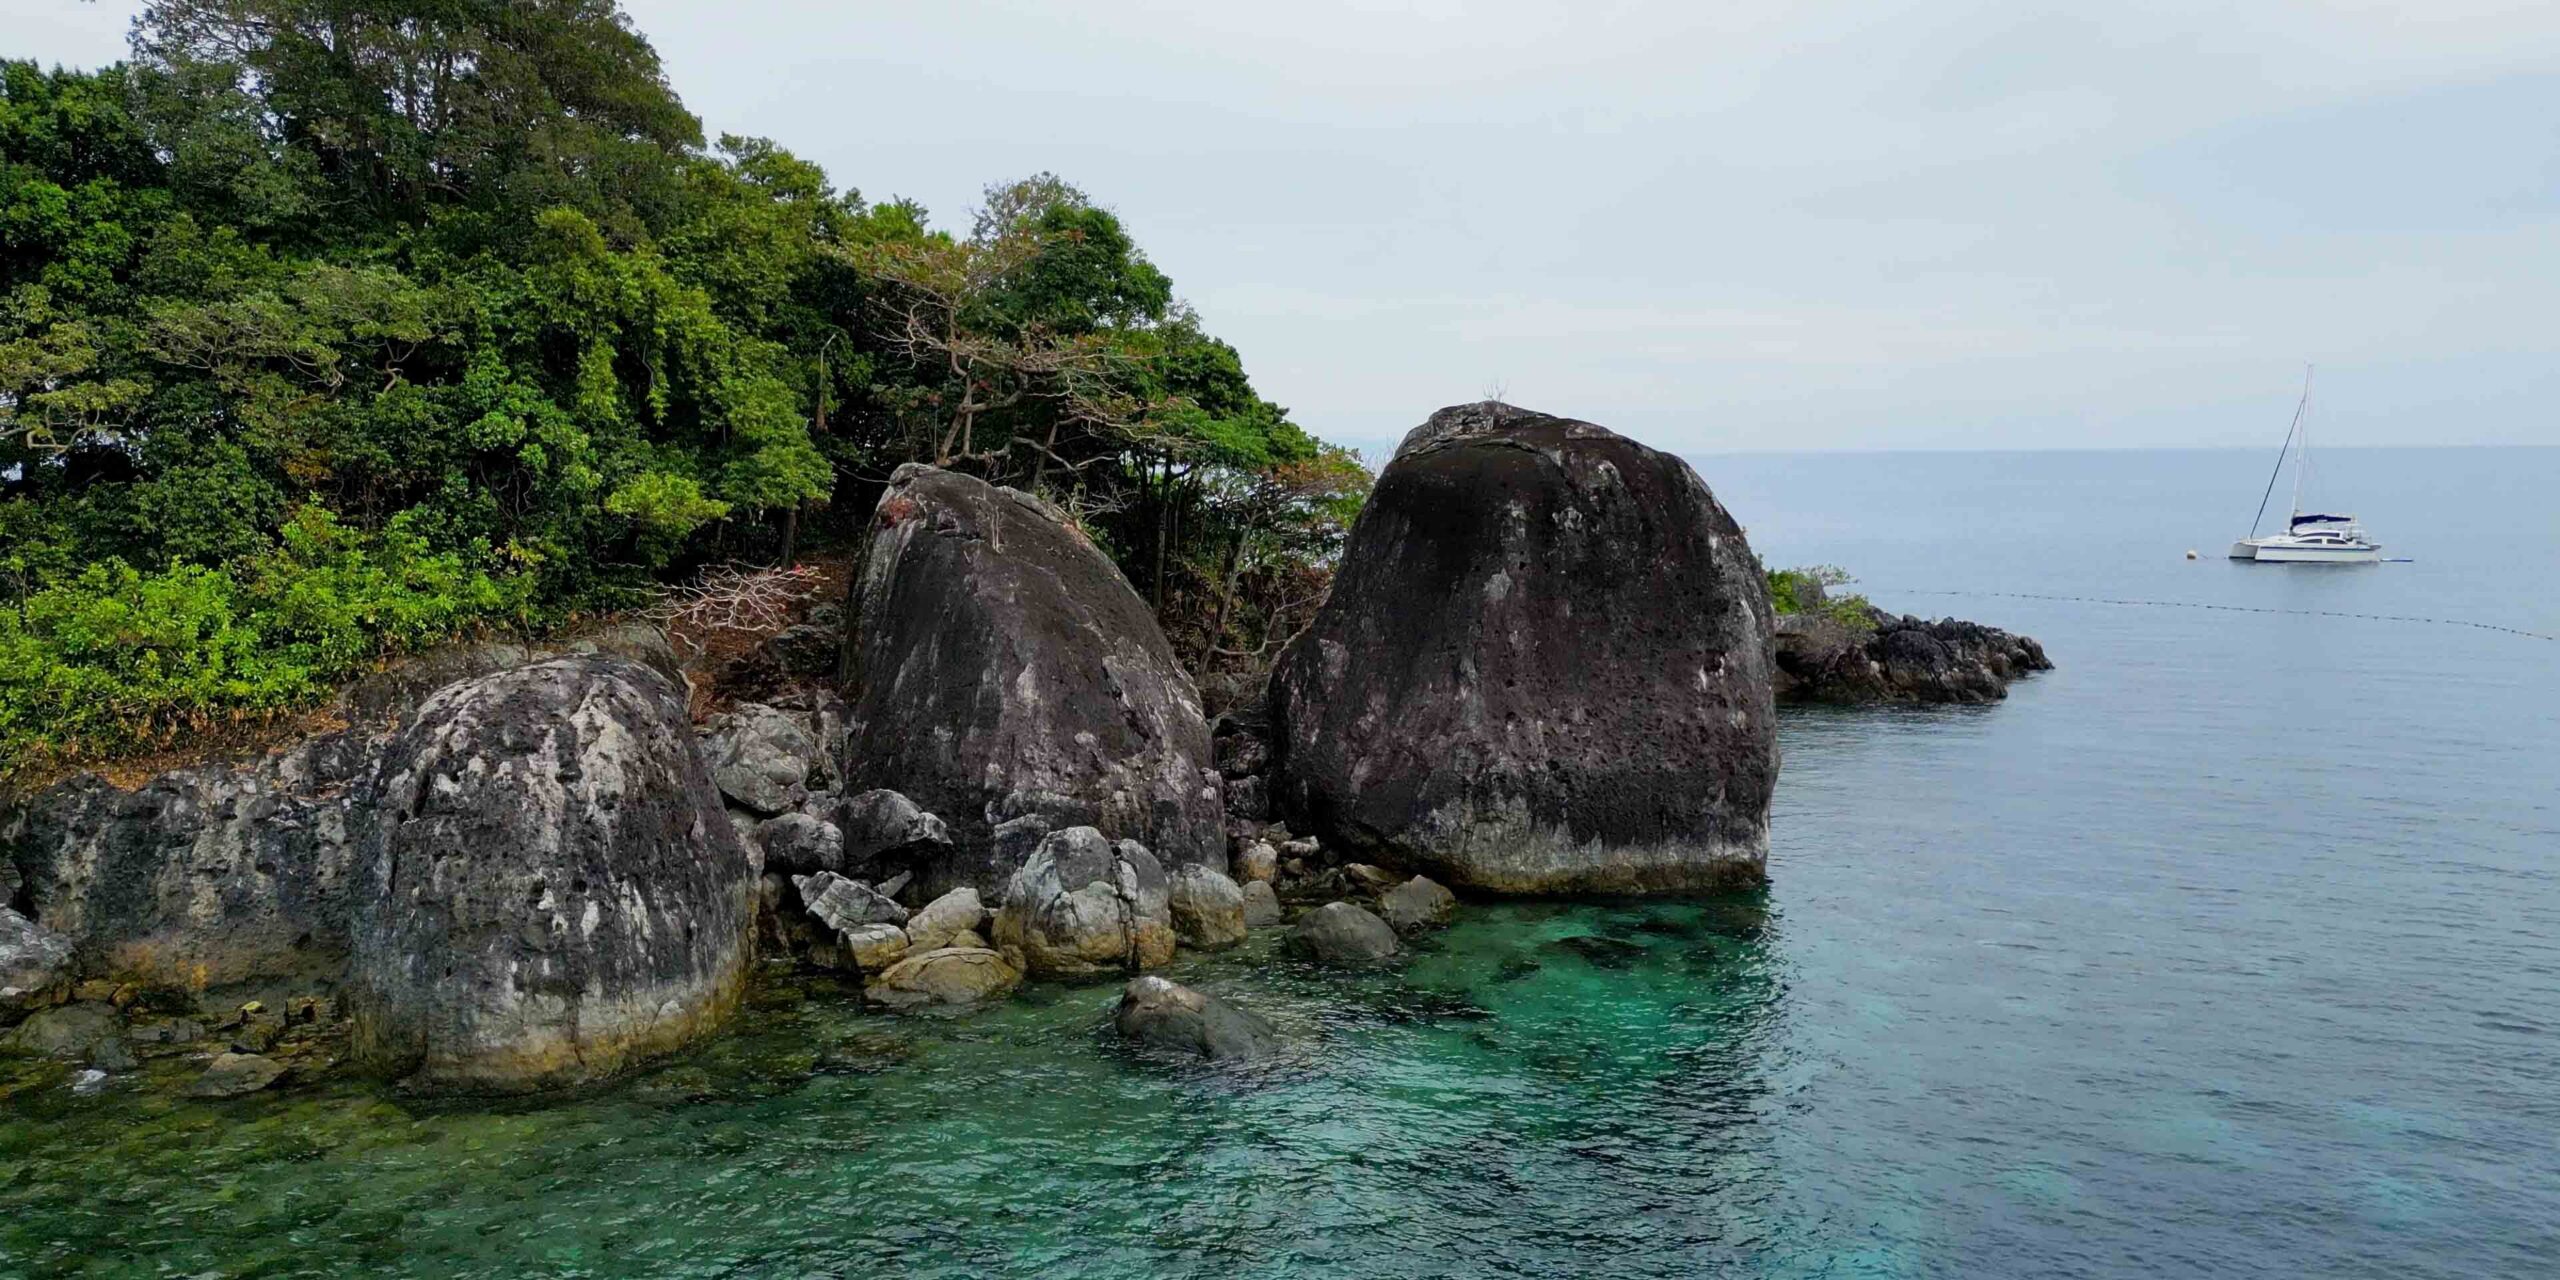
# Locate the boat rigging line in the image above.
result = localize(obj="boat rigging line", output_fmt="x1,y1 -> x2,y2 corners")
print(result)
1875,588 -> 2556,643
2247,365 -> 2314,540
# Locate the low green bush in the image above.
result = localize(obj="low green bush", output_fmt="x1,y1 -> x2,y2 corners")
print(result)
0,507 -> 525,777
1766,565 -> 1878,631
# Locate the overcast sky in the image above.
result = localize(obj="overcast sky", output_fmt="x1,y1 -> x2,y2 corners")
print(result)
13,1 -> 2558,454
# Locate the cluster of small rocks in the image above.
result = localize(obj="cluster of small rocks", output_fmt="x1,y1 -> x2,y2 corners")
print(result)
2,984 -> 342,1098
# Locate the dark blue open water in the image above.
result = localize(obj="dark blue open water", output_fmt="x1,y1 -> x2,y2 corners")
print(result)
3,447 -> 2554,1278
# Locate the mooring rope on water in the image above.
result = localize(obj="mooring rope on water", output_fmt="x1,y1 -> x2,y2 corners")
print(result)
1874,588 -> 2558,643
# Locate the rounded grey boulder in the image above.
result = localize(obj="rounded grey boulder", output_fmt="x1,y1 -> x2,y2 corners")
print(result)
1376,875 -> 1458,936
754,812 -> 844,876
840,465 -> 1224,895
701,703 -> 823,815
990,827 -> 1176,978
1113,975 -> 1276,1061
1286,901 -> 1400,966
1167,865 -> 1248,951
0,907 -> 72,1013
1239,880 -> 1283,928
347,655 -> 756,1092
864,947 -> 1022,1010
1272,403 -> 1778,896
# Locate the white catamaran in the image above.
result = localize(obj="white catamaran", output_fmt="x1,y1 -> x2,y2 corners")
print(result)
2229,367 -> 2382,564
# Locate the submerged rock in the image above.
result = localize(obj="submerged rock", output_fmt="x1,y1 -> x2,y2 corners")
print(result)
840,465 -> 1224,894
1286,902 -> 1400,966
5,1001 -> 125,1065
1167,866 -> 1248,951
187,1051 -> 286,1098
864,947 -> 1023,1010
348,655 -> 755,1093
1271,402 -> 1777,897
1375,875 -> 1458,936
1113,976 -> 1276,1061
991,827 -> 1176,978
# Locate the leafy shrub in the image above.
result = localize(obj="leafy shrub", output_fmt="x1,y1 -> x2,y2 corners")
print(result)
1766,565 -> 1877,631
0,508 -> 523,778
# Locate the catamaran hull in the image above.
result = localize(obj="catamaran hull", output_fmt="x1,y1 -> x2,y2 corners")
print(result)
2229,540 -> 2381,563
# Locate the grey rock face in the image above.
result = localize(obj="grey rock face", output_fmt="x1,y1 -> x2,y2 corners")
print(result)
188,1051 -> 286,1098
840,465 -> 1224,894
990,827 -> 1176,978
864,947 -> 1023,1010
796,871 -> 909,933
348,655 -> 755,1092
839,789 -> 954,874
1375,876 -> 1458,936
1272,402 -> 1779,896
702,703 -> 823,814
4,732 -> 371,996
1239,880 -> 1282,928
1223,775 -> 1270,823
1285,902 -> 1400,966
1113,975 -> 1276,1061
1,907 -> 72,1011
1167,866 -> 1248,951
1214,733 -> 1271,780
754,813 -> 844,876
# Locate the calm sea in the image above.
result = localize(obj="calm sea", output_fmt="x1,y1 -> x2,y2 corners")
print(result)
2,447 -> 2553,1278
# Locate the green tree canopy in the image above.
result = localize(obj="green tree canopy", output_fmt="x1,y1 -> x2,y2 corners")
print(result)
0,1 -> 1364,779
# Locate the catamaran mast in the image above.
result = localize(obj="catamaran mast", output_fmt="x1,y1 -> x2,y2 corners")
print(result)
2289,366 -> 2314,523
2249,364 -> 2314,538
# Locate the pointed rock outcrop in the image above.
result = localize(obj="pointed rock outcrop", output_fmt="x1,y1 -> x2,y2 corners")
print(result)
840,464 -> 1224,895
1271,403 -> 1778,895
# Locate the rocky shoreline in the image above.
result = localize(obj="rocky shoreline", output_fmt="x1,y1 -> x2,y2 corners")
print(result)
1775,604 -> 2053,704
2,403 -> 2048,1098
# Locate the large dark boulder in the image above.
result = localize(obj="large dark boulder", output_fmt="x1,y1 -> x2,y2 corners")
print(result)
840,464 -> 1224,895
1272,403 -> 1778,896
347,655 -> 755,1092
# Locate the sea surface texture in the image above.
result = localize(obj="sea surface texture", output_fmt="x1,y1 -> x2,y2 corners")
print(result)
4,447 -> 2554,1279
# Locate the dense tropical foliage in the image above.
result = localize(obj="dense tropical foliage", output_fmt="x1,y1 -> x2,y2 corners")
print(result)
0,1 -> 1366,777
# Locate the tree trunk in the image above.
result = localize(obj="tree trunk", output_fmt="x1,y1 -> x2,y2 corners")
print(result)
778,504 -> 800,568
1207,528 -> 1244,657
1151,462 -> 1171,607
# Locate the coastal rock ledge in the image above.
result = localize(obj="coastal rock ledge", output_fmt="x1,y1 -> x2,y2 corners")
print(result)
1272,402 -> 1779,896
1774,604 -> 2052,704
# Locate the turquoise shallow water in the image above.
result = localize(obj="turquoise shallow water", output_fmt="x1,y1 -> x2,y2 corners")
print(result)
5,447 -> 2556,1278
